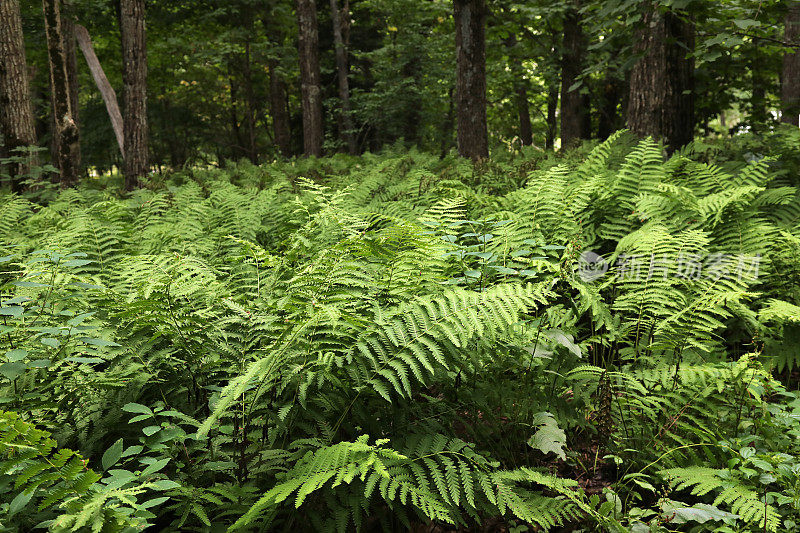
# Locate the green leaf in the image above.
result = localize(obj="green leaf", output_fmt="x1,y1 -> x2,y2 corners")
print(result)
40,338 -> 60,348
0,306 -> 23,317
141,458 -> 170,477
733,19 -> 759,30
102,439 -> 124,471
8,490 -> 33,516
4,349 -> 28,362
62,259 -> 95,267
143,425 -> 161,436
527,412 -> 567,461
150,480 -> 180,491
548,330 -> 581,357
490,266 -> 517,275
0,362 -> 26,380
122,403 -> 154,415
139,496 -> 170,509
122,445 -> 144,458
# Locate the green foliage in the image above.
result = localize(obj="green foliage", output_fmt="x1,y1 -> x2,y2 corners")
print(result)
1,132 -> 800,531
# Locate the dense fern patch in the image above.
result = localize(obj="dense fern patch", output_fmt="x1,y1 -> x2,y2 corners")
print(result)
2,132 -> 800,531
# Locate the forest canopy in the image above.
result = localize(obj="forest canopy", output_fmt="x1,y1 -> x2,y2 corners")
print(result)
1,0 -> 800,532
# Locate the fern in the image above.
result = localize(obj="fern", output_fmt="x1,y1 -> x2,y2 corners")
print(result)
659,466 -> 780,531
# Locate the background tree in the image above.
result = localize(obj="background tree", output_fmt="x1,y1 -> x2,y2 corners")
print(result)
296,0 -> 323,157
782,0 -> 800,125
0,0 -> 37,192
75,24 -> 124,157
626,1 -> 695,152
454,0 -> 488,160
120,0 -> 148,189
42,0 -> 80,187
329,0 -> 357,154
560,2 -> 588,148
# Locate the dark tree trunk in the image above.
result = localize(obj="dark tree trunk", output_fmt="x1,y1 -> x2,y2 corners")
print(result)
517,85 -> 533,146
120,0 -> 148,190
63,7 -> 78,128
665,11 -> 694,148
296,0 -> 323,157
560,5 -> 588,148
454,0 -> 488,160
269,59 -> 292,157
627,2 -> 695,152
329,0 -> 357,154
505,35 -> 532,146
42,0 -> 80,187
0,0 -> 37,192
75,24 -> 125,157
546,84 -> 558,150
58,5 -> 80,175
782,1 -> 800,126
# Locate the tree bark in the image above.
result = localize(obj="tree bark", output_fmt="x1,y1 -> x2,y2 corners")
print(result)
296,0 -> 324,157
75,25 -> 125,157
626,2 -> 695,152
120,0 -> 148,190
329,0 -> 357,154
62,7 -> 78,128
560,4 -> 588,148
454,0 -> 488,160
42,0 -> 80,187
782,1 -> 800,126
0,0 -> 37,191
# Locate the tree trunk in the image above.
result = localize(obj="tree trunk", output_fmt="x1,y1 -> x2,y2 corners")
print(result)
42,0 -> 80,187
296,0 -> 323,157
782,1 -> 800,126
0,0 -> 37,192
626,2 -> 695,152
560,5 -> 588,148
454,0 -> 488,160
120,0 -> 148,190
269,60 -> 292,157
329,0 -> 357,154
75,24 -> 125,157
63,8 -> 78,128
